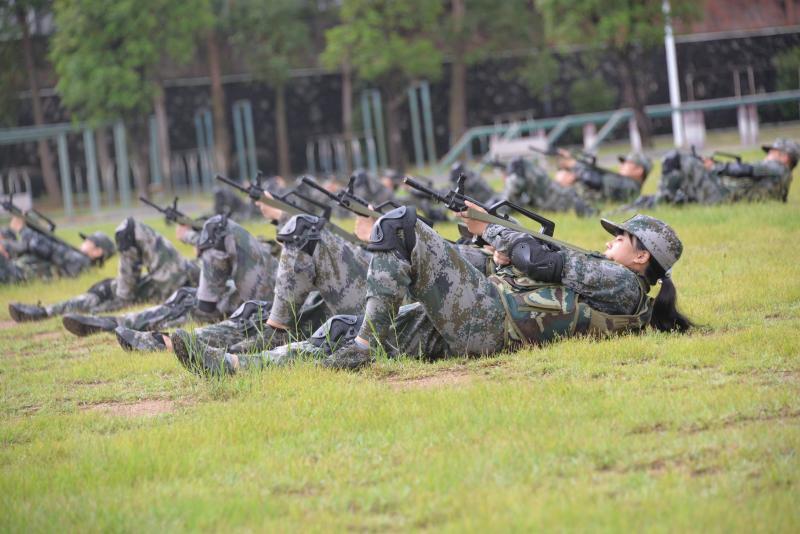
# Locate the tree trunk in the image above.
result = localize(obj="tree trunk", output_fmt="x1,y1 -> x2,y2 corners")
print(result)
152,81 -> 172,191
342,59 -> 354,171
16,8 -> 60,202
618,52 -> 653,148
275,84 -> 291,177
129,121 -> 150,199
207,30 -> 230,176
448,0 -> 467,145
385,88 -> 406,171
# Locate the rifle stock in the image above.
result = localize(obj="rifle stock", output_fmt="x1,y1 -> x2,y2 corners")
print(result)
139,196 -> 205,231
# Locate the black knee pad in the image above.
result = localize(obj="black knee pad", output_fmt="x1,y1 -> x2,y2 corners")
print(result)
87,278 -> 115,301
367,206 -> 417,262
661,150 -> 682,174
164,287 -> 197,308
229,300 -> 272,323
510,237 -> 564,283
309,314 -> 364,350
197,214 -> 229,254
276,214 -> 324,255
115,217 -> 137,253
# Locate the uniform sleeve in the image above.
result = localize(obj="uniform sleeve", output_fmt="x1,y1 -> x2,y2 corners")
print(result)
559,248 -> 644,315
717,160 -> 784,180
482,224 -> 529,255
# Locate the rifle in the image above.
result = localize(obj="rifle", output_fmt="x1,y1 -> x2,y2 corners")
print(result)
404,175 -> 591,255
301,174 -> 435,226
139,196 -> 205,231
1,192 -> 88,257
689,145 -> 742,165
215,173 -> 360,244
530,144 -> 632,189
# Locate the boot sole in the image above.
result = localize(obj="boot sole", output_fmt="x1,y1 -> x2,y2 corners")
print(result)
8,304 -> 46,323
62,315 -> 114,337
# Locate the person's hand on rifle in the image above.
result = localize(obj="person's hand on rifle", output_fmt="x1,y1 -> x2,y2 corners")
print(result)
255,191 -> 283,222
9,216 -> 24,234
0,242 -> 8,259
354,205 -> 377,241
703,157 -> 715,171
557,148 -> 576,169
175,224 -> 190,241
555,169 -> 577,187
493,250 -> 511,266
457,200 -> 489,236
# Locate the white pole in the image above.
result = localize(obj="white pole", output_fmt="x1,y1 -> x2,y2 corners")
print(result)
663,0 -> 684,147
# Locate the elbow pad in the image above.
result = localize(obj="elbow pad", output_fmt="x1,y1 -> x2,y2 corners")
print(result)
29,234 -> 54,260
722,162 -> 755,178
510,237 -> 564,283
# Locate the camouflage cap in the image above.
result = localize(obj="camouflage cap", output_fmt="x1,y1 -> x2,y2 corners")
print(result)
600,214 -> 682,273
79,231 -> 116,261
761,138 -> 800,163
618,152 -> 653,177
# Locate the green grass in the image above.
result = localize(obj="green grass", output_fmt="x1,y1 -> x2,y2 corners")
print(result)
2,163 -> 800,531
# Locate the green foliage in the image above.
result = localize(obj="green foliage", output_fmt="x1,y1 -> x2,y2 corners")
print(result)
516,50 -> 559,99
322,0 -> 443,85
227,0 -> 311,89
0,39 -> 22,126
569,75 -> 616,113
444,0 -> 541,65
50,0 -> 212,123
775,46 -> 800,90
536,0 -> 698,51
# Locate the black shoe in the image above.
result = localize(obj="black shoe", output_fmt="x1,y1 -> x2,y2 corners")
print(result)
321,341 -> 373,370
171,329 -> 233,375
62,314 -> 119,337
8,302 -> 48,323
115,327 -> 167,352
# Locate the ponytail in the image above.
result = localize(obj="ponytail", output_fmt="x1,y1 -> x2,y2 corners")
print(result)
632,234 -> 694,333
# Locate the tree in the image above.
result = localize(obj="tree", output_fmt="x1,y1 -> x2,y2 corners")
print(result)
323,0 -> 443,169
0,1 -> 60,201
50,0 -> 211,196
228,0 -> 311,177
537,0 -> 698,147
205,0 -> 232,177
440,0 -> 539,144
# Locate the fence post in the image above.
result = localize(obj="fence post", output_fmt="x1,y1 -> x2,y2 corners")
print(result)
83,129 -> 101,213
114,121 -> 131,207
56,133 -> 74,217
408,85 -> 424,169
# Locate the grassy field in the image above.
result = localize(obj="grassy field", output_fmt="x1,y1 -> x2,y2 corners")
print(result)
2,149 -> 800,531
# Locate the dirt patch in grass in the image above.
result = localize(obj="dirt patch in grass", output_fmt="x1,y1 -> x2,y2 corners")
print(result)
385,369 -> 472,390
85,399 -> 176,417
0,320 -> 18,330
33,331 -> 62,342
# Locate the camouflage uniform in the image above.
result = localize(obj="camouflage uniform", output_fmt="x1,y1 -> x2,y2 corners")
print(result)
648,139 -> 796,207
502,158 -> 595,216
0,227 -> 96,283
197,211 -> 662,374
571,153 -> 647,204
31,219 -> 198,318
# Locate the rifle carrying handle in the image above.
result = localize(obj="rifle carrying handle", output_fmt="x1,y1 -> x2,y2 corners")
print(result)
486,199 -> 555,236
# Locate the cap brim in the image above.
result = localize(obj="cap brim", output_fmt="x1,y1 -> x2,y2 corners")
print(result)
79,232 -> 88,240
617,155 -> 626,164
600,218 -> 625,236
761,145 -> 772,153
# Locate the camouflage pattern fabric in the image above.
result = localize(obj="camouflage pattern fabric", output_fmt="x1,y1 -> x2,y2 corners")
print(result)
573,163 -> 642,203
115,219 -> 200,302
0,254 -> 28,284
502,159 -> 593,214
656,152 -> 727,204
718,160 -> 792,202
358,221 -> 508,356
269,224 -> 371,327
196,218 -> 277,314
0,227 -> 92,283
116,287 -> 199,331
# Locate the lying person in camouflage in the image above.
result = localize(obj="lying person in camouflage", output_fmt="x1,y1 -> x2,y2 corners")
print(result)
58,213 -> 280,341
630,138 -> 799,209
0,216 -> 115,284
8,217 -> 198,323
172,202 -> 692,375
501,157 -> 596,217
551,151 -> 651,204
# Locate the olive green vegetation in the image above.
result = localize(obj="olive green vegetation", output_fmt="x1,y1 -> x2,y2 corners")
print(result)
2,151 -> 800,531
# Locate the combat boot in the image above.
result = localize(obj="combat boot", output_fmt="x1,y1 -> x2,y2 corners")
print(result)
114,327 -> 167,352
62,314 -> 119,337
8,302 -> 48,323
321,340 -> 373,370
171,329 -> 235,376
